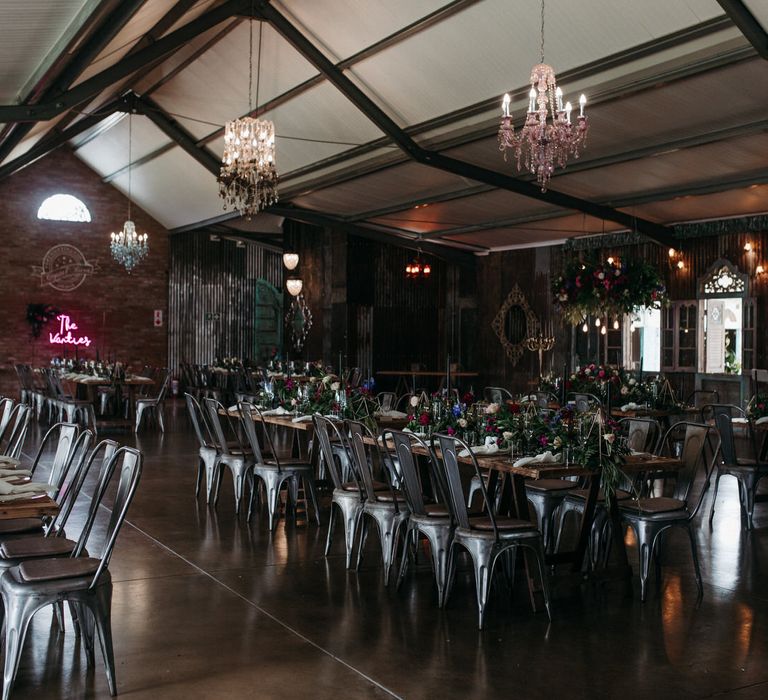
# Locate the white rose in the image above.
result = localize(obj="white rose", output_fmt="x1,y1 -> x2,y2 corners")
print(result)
553,436 -> 562,448
290,398 -> 297,406
458,418 -> 468,428
485,403 -> 500,415
502,431 -> 513,441
598,272 -> 605,280
628,378 -> 636,386
620,386 -> 629,395
410,396 -> 420,408
603,433 -> 616,444
330,382 -> 340,391
584,369 -> 591,376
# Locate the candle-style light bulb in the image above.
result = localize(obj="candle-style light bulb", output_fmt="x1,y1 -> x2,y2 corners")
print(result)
600,325 -> 607,336
582,322 -> 589,333
529,87 -> 537,113
555,87 -> 563,111
502,93 -> 511,117
613,319 -> 620,330
565,101 -> 572,124
595,318 -> 601,327
579,94 -> 587,117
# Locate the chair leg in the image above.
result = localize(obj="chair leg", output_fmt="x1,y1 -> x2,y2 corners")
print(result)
423,525 -> 452,605
134,405 -> 145,432
685,522 -> 703,598
443,542 -> 459,609
524,538 -> 553,621
303,475 -> 321,526
324,502 -> 338,557
157,405 -> 165,433
708,471 -> 722,525
89,584 -> 117,696
2,594 -> 43,699
195,457 -> 204,498
629,520 -> 657,602
742,473 -> 758,531
396,524 -> 413,590
465,539 -> 499,630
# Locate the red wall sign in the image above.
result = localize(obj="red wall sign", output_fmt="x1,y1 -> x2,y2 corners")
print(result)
49,314 -> 92,347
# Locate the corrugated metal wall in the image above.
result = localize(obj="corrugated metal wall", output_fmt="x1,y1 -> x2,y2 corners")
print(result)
168,232 -> 282,369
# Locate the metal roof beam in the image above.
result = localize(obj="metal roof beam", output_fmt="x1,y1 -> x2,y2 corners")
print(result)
717,0 -> 768,59
255,0 -> 677,249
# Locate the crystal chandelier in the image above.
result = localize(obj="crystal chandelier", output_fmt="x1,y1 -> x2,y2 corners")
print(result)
218,18 -> 278,218
110,111 -> 148,272
498,0 -> 588,191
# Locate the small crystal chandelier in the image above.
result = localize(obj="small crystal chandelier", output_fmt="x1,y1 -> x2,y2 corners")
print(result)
110,111 -> 148,272
218,18 -> 278,218
405,251 -> 431,279
498,0 -> 588,191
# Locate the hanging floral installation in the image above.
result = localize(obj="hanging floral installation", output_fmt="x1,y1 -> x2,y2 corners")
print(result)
551,257 -> 667,325
26,303 -> 61,339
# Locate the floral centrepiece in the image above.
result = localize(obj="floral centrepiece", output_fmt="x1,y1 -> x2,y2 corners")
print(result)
552,257 -> 666,325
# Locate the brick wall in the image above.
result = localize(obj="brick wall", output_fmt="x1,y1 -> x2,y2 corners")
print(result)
0,146 -> 168,397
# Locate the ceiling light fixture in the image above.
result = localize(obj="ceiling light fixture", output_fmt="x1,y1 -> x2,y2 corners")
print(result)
405,250 -> 431,279
109,110 -> 149,272
498,0 -> 588,191
286,278 -> 303,297
218,14 -> 278,218
282,252 -> 299,270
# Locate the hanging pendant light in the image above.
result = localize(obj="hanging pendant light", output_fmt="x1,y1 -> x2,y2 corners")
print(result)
218,15 -> 278,218
109,110 -> 149,273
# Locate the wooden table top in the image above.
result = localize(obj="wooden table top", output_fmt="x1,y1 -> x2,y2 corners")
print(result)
376,370 -> 479,377
62,374 -> 154,386
0,494 -> 58,520
224,408 -> 408,432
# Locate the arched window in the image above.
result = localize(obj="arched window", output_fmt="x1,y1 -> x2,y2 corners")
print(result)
37,194 -> 91,222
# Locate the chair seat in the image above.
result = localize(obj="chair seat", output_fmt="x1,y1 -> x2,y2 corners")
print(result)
468,516 -> 537,532
0,518 -> 43,536
567,488 -> 632,502
621,497 -> 687,515
17,556 -> 101,584
526,479 -> 578,492
341,480 -> 388,492
1,536 -> 76,560
372,490 -> 407,504
424,503 -> 450,517
258,459 -> 312,471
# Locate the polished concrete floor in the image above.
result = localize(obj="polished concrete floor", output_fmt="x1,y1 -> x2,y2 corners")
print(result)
10,402 -> 768,699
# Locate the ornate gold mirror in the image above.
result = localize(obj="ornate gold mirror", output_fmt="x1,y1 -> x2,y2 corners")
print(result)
491,285 -> 539,365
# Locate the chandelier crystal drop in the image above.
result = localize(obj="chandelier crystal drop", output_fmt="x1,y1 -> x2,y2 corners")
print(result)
218,18 -> 278,218
109,109 -> 149,272
110,220 -> 148,272
498,0 -> 588,191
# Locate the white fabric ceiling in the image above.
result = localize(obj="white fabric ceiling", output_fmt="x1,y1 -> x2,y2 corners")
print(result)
0,0 -> 766,251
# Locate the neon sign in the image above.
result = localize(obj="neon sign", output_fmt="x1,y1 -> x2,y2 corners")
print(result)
49,315 -> 92,347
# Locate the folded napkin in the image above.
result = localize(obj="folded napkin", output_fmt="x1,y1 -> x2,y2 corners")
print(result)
755,416 -> 768,425
620,402 -> 640,412
0,468 -> 31,477
402,427 -> 427,438
513,451 -> 561,468
732,417 -> 748,424
291,415 -> 314,423
261,407 -> 293,416
0,480 -> 48,496
458,437 -> 500,459
0,457 -> 20,467
377,410 -> 408,419
630,450 -> 653,459
0,494 -> 46,503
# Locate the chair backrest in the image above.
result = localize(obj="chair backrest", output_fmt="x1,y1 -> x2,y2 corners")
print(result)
50,438 -> 117,536
700,403 -> 745,423
185,393 -> 213,449
395,392 -> 415,412
619,418 -> 660,454
29,422 -> 80,483
0,398 -> 14,437
237,401 -> 268,465
670,422 -> 710,504
155,370 -> 171,401
570,393 -> 602,413
73,446 -> 144,587
484,387 -> 513,404
345,420 -> 394,505
2,404 -> 32,459
312,415 -> 350,491
203,397 -> 239,455
376,392 -> 396,412
434,433 -> 495,534
711,410 -> 741,467
50,428 -> 93,501
686,389 -> 719,409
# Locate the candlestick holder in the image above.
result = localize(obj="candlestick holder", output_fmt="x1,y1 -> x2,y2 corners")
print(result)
525,321 -> 555,377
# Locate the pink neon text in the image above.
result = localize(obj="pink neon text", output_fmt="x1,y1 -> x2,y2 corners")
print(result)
49,315 -> 92,347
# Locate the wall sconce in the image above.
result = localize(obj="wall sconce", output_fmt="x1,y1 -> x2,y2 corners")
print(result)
286,278 -> 303,296
283,252 -> 299,270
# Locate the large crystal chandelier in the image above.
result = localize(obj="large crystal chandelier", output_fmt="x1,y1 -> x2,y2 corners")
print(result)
110,111 -> 148,272
498,0 -> 588,191
218,18 -> 278,218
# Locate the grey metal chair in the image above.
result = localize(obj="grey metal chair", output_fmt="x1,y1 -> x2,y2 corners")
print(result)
525,476 -> 578,554
570,392 -> 602,413
314,415 -> 369,568
483,387 -> 513,404
135,370 -> 171,432
347,419 -> 409,586
204,398 -> 251,514
0,399 -> 14,438
0,446 -> 143,700
376,392 -> 397,412
0,404 -> 32,460
435,433 -> 552,630
620,422 -> 715,601
240,402 -> 320,530
185,393 -> 219,501
385,429 -> 453,605
705,405 -> 768,530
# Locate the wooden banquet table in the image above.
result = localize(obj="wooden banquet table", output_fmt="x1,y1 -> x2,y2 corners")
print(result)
377,369 -> 479,394
62,374 -> 154,424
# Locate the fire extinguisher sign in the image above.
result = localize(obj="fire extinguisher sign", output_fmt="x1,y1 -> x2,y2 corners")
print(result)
153,310 -> 163,327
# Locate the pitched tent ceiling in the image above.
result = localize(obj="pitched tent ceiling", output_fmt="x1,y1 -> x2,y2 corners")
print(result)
0,0 -> 766,256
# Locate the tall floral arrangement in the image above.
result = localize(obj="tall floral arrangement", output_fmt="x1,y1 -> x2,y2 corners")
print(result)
26,304 -> 60,339
552,257 -> 666,325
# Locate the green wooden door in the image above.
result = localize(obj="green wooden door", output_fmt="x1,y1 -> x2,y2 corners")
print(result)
254,279 -> 282,363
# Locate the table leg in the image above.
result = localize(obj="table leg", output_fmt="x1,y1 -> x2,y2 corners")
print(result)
510,474 -> 545,613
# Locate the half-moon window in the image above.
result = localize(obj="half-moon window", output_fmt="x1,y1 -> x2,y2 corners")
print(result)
37,194 -> 92,222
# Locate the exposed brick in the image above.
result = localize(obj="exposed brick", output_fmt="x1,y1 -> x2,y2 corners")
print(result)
0,147 -> 168,397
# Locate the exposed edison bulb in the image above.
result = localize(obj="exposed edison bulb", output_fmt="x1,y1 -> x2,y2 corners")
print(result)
613,319 -> 620,330
744,242 -> 752,252
668,247 -> 676,258
757,265 -> 765,275
595,318 -> 601,327
677,260 -> 685,270
607,257 -> 614,265
582,322 -> 589,333
600,325 -> 607,336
